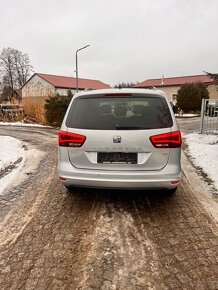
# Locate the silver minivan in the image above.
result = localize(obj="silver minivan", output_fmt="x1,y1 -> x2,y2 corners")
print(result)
58,89 -> 182,191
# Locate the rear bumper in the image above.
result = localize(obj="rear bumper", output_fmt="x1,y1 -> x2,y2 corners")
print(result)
58,162 -> 181,190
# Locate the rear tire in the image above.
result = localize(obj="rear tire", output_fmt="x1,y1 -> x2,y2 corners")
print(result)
167,187 -> 177,194
64,184 -> 79,193
64,185 -> 73,191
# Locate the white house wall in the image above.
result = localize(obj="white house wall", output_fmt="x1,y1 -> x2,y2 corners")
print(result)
22,75 -> 55,98
156,86 -> 180,101
156,84 -> 218,101
55,88 -> 76,95
207,84 -> 218,100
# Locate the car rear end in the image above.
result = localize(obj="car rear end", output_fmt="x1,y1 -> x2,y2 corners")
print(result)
58,89 -> 181,190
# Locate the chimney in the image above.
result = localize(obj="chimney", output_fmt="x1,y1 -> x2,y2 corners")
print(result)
161,74 -> 164,85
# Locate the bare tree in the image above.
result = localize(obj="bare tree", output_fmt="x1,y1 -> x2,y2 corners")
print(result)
13,50 -> 33,88
206,72 -> 218,85
0,47 -> 33,97
0,47 -> 15,92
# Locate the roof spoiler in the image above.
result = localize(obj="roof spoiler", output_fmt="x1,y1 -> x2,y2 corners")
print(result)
83,88 -> 95,91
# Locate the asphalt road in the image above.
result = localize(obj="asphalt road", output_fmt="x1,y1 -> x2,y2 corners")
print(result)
177,116 -> 201,134
0,123 -> 217,290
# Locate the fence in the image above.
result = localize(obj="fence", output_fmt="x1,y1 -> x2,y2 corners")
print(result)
0,104 -> 24,121
200,99 -> 218,134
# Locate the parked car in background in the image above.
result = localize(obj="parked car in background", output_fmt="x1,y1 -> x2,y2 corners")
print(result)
215,106 -> 218,117
206,101 -> 218,117
58,89 -> 182,192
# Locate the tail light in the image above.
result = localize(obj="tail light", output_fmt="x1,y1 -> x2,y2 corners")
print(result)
104,93 -> 132,96
170,180 -> 180,185
150,131 -> 182,148
59,131 -> 86,147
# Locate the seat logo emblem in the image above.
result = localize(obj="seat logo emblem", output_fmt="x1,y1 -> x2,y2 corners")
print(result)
113,136 -> 121,143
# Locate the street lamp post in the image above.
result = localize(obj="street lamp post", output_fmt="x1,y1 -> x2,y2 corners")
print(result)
75,45 -> 90,93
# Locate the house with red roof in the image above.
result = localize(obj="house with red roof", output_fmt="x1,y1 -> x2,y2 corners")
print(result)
22,73 -> 110,98
134,74 -> 218,102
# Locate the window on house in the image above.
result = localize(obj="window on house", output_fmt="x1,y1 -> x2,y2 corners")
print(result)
172,94 -> 178,104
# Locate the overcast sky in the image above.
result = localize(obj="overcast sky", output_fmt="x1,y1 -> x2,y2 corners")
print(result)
0,0 -> 217,86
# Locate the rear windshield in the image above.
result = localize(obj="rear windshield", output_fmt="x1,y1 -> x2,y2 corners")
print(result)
66,95 -> 173,130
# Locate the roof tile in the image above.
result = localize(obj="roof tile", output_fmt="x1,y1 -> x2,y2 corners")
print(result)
36,73 -> 110,90
134,75 -> 214,88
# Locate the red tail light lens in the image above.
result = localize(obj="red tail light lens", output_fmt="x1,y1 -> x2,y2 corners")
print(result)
170,180 -> 180,185
59,131 -> 86,147
150,131 -> 182,148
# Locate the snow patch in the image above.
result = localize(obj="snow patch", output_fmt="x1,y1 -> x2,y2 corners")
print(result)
0,121 -> 52,128
175,113 -> 200,118
184,133 -> 218,191
0,136 -> 25,171
0,136 -> 44,195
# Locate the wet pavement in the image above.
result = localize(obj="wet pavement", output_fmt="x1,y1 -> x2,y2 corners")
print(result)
177,116 -> 201,135
0,124 -> 217,290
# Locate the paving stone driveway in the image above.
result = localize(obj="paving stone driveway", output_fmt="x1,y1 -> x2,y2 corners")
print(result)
0,125 -> 217,290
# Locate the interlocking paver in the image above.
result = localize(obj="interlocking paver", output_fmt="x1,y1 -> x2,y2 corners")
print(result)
0,126 -> 217,289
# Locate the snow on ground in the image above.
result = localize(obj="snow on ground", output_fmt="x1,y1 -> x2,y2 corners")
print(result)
0,121 -> 51,128
184,133 -> 218,191
175,113 -> 200,118
0,136 -> 25,170
0,136 -> 43,195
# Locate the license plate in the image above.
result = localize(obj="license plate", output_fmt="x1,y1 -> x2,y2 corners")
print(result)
97,152 -> 137,164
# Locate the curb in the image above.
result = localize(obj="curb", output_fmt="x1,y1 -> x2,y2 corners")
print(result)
181,151 -> 218,226
176,115 -> 200,119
